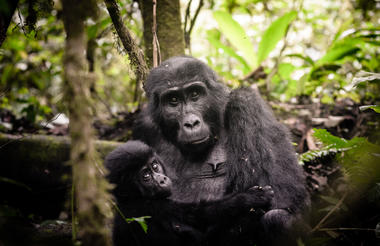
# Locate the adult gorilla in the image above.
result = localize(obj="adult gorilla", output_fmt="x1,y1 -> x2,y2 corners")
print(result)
134,56 -> 309,245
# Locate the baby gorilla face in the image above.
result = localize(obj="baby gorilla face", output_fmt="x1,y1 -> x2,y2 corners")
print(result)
137,155 -> 172,199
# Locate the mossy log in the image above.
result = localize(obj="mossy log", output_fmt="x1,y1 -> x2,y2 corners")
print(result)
0,133 -> 122,163
0,133 -> 122,219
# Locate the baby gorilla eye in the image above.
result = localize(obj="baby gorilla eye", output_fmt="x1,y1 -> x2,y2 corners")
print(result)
142,171 -> 151,181
152,162 -> 159,171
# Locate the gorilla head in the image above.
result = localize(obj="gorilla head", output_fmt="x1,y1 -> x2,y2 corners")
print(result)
143,56 -> 229,153
105,140 -> 172,200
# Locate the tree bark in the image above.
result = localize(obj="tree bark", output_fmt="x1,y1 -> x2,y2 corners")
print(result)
138,0 -> 185,66
62,0 -> 112,245
0,0 -> 19,47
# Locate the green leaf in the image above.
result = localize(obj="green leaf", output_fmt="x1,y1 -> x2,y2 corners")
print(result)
318,46 -> 360,64
359,105 -> 380,113
257,11 -> 297,64
277,63 -> 296,79
331,19 -> 353,45
317,38 -> 362,65
126,216 -> 151,233
213,11 -> 256,68
286,53 -> 314,65
313,129 -> 349,148
87,17 -> 111,39
312,129 -> 380,188
206,31 -> 250,74
352,71 -> 380,87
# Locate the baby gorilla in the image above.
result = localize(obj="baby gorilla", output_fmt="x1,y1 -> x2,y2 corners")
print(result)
105,141 -> 274,246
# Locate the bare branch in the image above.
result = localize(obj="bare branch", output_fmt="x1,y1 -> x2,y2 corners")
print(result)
152,0 -> 161,67
184,0 -> 204,53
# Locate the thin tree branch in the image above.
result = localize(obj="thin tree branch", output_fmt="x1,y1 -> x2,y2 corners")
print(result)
104,0 -> 148,103
184,0 -> 204,53
310,191 -> 348,234
152,0 -> 161,67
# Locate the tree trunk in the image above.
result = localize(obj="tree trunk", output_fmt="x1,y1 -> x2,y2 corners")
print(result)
0,0 -> 19,47
62,0 -> 112,245
139,0 -> 185,66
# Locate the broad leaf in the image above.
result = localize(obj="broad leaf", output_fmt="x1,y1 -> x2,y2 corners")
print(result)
213,11 -> 256,68
257,11 -> 297,64
317,38 -> 362,65
352,71 -> 380,87
359,105 -> 380,113
206,31 -> 251,74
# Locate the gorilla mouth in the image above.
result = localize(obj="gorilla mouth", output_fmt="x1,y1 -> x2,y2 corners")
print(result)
190,136 -> 210,145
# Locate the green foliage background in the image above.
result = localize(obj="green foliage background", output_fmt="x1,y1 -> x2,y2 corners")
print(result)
0,0 -> 379,124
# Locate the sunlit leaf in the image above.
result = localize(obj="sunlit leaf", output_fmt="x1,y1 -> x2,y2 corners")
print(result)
213,11 -> 256,68
257,11 -> 297,64
352,71 -> 380,87
87,17 -> 111,39
206,31 -> 250,74
317,38 -> 362,65
359,105 -> 380,113
313,129 -> 349,148
312,129 -> 380,188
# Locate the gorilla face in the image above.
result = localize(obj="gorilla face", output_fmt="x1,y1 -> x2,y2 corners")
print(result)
158,81 -> 215,152
136,154 -> 172,199
145,57 -> 227,154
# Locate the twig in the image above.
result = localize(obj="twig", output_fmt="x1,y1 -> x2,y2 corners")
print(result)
104,0 -> 148,103
310,191 -> 348,233
184,0 -> 193,36
17,8 -> 26,35
152,0 -> 161,67
184,0 -> 204,53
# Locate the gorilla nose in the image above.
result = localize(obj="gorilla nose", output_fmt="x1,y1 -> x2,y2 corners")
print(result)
183,114 -> 201,131
157,175 -> 172,187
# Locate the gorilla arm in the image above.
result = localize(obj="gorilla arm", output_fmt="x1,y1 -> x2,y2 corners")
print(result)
224,87 -> 310,236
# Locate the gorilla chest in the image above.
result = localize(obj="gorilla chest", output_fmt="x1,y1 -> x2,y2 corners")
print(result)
173,145 -> 228,203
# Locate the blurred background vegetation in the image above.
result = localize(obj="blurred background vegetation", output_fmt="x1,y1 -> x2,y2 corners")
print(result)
0,0 -> 378,130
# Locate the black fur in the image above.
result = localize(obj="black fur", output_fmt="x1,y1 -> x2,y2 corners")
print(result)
105,140 -> 275,246
134,56 -> 310,245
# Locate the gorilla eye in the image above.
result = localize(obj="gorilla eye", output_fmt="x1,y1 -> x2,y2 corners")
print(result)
142,172 -> 151,181
169,97 -> 179,106
191,91 -> 199,100
152,162 -> 159,171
